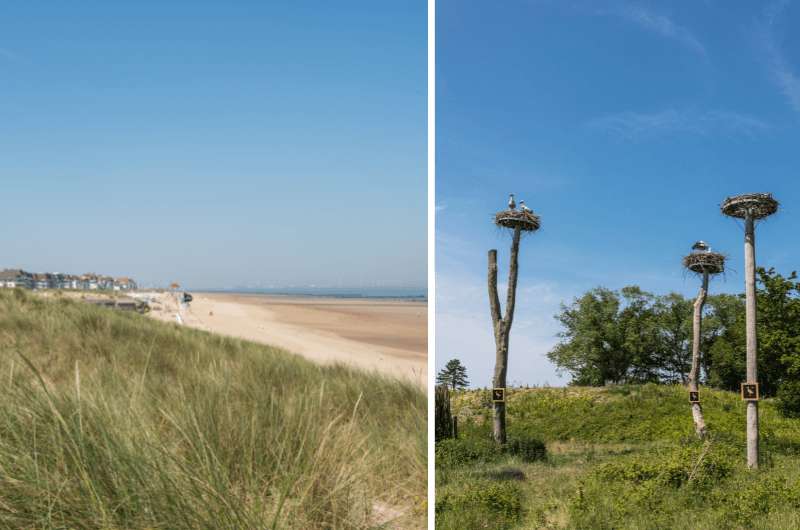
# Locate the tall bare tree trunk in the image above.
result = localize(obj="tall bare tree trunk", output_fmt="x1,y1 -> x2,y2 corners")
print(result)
744,214 -> 759,469
488,226 -> 521,445
689,271 -> 708,438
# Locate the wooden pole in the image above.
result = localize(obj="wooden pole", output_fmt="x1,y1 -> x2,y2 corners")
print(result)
488,249 -> 505,444
689,271 -> 708,438
744,214 -> 759,469
488,226 -> 522,445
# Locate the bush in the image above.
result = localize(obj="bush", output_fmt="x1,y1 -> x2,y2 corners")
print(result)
777,380 -> 800,418
569,441 -> 741,527
591,442 -> 736,490
712,474 -> 793,526
435,437 -> 500,468
504,436 -> 546,462
436,480 -> 523,528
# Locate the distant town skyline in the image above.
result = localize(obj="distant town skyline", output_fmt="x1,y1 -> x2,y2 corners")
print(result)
0,264 -> 426,292
0,2 -> 426,289
0,268 -> 138,291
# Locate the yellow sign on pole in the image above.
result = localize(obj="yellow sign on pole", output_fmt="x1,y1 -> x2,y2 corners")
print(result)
741,383 -> 759,401
492,388 -> 505,403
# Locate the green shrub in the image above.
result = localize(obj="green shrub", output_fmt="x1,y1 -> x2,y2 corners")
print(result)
569,441 -> 741,527
712,474 -> 792,526
435,436 -> 500,468
591,442 -> 736,490
443,385 -> 800,529
777,380 -> 800,418
436,480 -> 523,528
504,435 -> 546,462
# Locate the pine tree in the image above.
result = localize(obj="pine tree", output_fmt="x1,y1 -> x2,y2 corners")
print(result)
436,359 -> 470,391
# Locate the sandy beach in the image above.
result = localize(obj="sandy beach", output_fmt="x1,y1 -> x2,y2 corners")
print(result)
145,291 -> 427,384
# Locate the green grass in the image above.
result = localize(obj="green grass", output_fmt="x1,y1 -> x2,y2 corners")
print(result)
0,289 -> 425,529
437,384 -> 800,529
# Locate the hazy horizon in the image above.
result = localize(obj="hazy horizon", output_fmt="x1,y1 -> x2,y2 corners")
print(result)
0,264 -> 427,292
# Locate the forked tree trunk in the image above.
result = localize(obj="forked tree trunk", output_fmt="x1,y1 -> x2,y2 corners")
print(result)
689,272 -> 708,438
488,226 -> 521,445
744,214 -> 759,469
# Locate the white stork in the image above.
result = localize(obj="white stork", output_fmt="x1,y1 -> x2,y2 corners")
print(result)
508,194 -> 516,210
519,200 -> 532,213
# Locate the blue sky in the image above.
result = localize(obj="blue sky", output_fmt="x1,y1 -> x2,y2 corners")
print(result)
0,1 -> 426,289
436,0 -> 800,387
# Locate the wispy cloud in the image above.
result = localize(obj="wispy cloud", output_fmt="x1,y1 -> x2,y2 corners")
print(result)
535,1 -> 707,57
435,203 -> 447,212
586,109 -> 770,140
757,0 -> 800,113
538,1 -> 707,57
612,4 -> 707,57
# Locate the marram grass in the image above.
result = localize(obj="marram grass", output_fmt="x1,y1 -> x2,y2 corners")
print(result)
0,289 -> 425,529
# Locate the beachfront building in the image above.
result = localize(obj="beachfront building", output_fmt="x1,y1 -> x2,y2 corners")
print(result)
32,274 -> 44,289
0,268 -> 137,291
114,277 -> 137,291
51,274 -> 80,290
0,269 -> 34,289
32,273 -> 54,290
58,274 -> 81,289
80,274 -> 100,290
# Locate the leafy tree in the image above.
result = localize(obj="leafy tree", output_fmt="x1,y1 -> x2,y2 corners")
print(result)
548,288 -> 625,386
549,286 -> 745,387
652,292 -> 693,383
618,286 -> 662,383
777,380 -> 800,418
548,268 -> 800,405
706,268 -> 800,397
756,268 -> 800,395
437,359 -> 470,390
548,287 -> 662,385
702,293 -> 745,388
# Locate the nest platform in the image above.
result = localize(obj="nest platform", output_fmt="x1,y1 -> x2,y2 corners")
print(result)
721,193 -> 778,219
494,209 -> 541,232
683,251 -> 725,275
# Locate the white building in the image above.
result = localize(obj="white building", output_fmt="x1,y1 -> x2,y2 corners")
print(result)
0,269 -> 34,289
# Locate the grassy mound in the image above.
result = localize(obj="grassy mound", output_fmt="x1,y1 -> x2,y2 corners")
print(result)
0,289 -> 425,529
436,385 -> 800,529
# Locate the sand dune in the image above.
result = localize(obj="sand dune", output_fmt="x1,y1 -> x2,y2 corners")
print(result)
146,291 -> 427,385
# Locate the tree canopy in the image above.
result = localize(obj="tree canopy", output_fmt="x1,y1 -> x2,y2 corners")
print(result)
436,359 -> 470,390
548,268 -> 800,403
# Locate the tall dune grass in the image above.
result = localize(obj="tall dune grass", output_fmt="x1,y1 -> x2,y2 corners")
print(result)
0,289 -> 425,529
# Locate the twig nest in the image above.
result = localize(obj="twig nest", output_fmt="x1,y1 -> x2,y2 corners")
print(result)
494,209 -> 541,232
683,251 -> 725,275
721,193 -> 778,219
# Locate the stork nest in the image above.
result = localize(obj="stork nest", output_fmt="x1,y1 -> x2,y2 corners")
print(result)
720,193 -> 778,219
683,251 -> 725,275
494,209 -> 541,232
